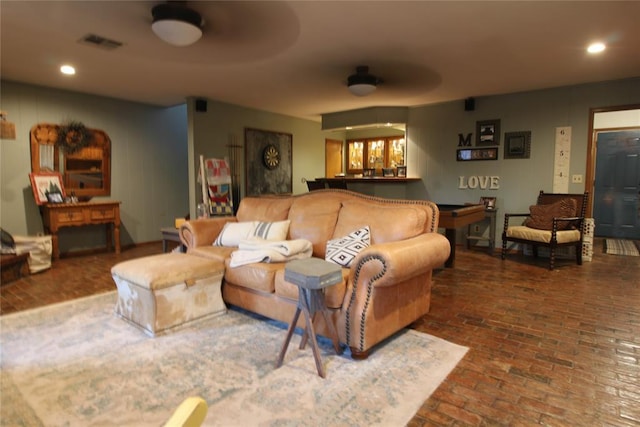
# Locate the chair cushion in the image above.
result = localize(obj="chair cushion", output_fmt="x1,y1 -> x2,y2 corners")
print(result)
506,226 -> 581,243
524,198 -> 577,230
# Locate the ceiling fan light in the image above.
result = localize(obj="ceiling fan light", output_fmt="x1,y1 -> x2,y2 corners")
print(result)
348,83 -> 377,97
347,65 -> 379,97
151,4 -> 203,47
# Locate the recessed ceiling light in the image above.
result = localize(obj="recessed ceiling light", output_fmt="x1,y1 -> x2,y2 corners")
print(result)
587,42 -> 606,54
60,65 -> 76,75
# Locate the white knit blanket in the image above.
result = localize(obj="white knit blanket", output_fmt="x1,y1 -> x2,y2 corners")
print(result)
229,237 -> 313,268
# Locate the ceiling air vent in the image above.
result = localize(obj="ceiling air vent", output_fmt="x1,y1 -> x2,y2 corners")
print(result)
78,34 -> 123,50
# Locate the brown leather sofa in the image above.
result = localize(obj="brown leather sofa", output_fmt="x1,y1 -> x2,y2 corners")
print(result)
179,189 -> 450,359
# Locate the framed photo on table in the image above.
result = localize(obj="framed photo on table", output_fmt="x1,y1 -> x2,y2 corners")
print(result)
29,172 -> 66,205
480,196 -> 496,210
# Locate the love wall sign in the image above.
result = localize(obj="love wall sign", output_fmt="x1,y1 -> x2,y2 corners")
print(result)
458,175 -> 500,189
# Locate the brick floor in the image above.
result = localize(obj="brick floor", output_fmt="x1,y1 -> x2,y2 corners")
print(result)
1,239 -> 638,426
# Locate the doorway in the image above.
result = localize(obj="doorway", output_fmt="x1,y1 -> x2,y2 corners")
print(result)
587,105 -> 640,238
592,129 -> 640,238
325,139 -> 343,178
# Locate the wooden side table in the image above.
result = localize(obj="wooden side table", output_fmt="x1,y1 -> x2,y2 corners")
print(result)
466,208 -> 498,253
276,258 -> 343,378
160,227 -> 184,253
40,201 -> 121,260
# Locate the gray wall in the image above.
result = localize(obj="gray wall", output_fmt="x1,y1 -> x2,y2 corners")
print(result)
185,97 -> 327,218
406,77 -> 640,240
2,77 -> 639,252
0,81 -> 188,253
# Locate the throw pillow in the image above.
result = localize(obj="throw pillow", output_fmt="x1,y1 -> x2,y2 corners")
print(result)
524,198 -> 577,230
214,221 -> 257,247
325,226 -> 370,267
252,220 -> 291,241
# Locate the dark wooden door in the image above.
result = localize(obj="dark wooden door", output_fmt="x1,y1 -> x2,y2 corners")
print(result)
593,129 -> 640,238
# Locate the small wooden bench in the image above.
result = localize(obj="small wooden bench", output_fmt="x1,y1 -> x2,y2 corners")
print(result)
1,253 -> 30,284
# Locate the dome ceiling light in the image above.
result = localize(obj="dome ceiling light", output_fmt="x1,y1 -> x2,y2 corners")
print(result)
151,2 -> 203,47
347,66 -> 381,97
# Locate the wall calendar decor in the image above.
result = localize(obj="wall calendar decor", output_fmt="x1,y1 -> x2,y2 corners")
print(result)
245,128 -> 292,196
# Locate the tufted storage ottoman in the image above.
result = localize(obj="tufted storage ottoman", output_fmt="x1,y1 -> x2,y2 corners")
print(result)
111,252 -> 226,336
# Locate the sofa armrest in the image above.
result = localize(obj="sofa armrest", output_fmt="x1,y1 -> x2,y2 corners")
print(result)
179,217 -> 237,248
350,233 -> 451,288
340,232 -> 451,358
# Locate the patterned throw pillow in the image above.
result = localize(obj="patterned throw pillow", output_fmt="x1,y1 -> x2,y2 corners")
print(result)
214,221 -> 257,247
252,220 -> 291,241
325,226 -> 370,267
524,198 -> 577,230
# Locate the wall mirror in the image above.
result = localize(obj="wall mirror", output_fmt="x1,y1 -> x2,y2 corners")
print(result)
30,123 -> 111,199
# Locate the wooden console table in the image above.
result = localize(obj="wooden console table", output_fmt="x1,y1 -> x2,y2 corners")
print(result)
41,201 -> 121,260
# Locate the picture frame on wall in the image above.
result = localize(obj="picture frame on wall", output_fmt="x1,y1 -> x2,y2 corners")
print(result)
456,147 -> 498,161
245,128 -> 292,196
476,119 -> 501,146
29,172 -> 66,205
504,131 -> 531,159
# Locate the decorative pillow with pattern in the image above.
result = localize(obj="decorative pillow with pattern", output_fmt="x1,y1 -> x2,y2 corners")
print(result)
214,221 -> 257,247
252,220 -> 291,241
325,226 -> 370,267
524,198 -> 577,230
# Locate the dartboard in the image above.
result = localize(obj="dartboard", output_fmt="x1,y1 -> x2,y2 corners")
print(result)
263,144 -> 280,169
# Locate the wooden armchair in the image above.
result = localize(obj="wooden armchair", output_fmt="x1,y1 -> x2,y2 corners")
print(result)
501,191 -> 589,270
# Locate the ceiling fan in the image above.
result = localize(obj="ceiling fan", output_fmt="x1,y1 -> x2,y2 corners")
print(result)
347,66 -> 382,97
151,2 -> 204,47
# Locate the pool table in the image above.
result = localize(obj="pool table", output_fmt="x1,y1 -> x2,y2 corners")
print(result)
437,204 -> 486,267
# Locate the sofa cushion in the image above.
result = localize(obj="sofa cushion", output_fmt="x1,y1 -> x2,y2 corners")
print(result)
214,221 -> 257,247
333,200 -> 427,244
188,245 -> 235,263
253,220 -> 290,241
325,226 -> 370,267
236,197 -> 293,222
524,198 -> 577,230
274,268 -> 348,309
288,197 -> 343,259
223,258 -> 280,293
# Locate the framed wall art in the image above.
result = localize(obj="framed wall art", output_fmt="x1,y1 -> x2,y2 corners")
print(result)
245,128 -> 292,196
456,147 -> 498,161
476,119 -> 501,146
504,131 -> 531,159
29,172 -> 66,205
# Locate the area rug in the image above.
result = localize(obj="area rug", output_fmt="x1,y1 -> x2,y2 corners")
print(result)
604,239 -> 640,256
0,292 -> 467,427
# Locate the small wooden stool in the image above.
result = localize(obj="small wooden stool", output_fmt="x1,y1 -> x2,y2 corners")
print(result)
276,258 -> 343,378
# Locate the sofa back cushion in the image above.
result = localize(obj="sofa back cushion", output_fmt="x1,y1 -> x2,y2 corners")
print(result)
333,199 -> 427,244
288,195 -> 343,258
236,196 -> 293,223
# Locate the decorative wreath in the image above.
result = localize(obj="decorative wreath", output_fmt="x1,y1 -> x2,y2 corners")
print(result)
57,120 -> 91,153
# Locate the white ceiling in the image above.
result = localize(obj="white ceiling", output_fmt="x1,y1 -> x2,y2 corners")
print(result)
2,1 -> 639,123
